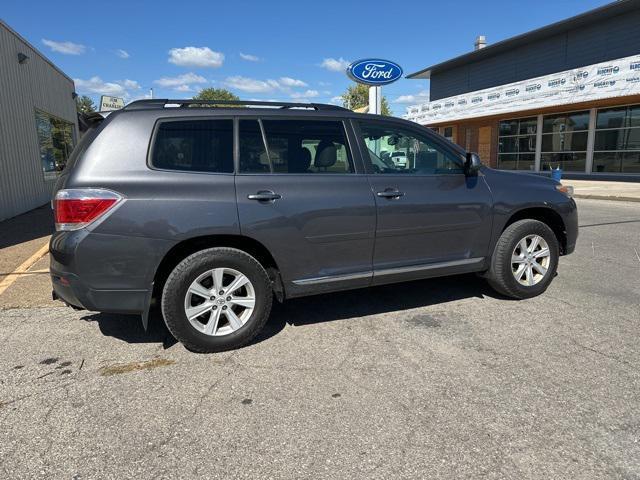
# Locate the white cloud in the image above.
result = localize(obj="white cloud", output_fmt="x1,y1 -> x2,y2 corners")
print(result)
75,77 -> 124,96
329,95 -> 343,105
239,52 -> 260,62
168,46 -> 224,68
123,79 -> 141,89
42,39 -> 86,55
320,57 -> 350,72
393,90 -> 430,104
154,72 -> 207,89
223,76 -> 280,93
116,49 -> 130,59
279,77 -> 307,88
174,85 -> 194,92
74,78 -> 143,103
290,89 -> 319,99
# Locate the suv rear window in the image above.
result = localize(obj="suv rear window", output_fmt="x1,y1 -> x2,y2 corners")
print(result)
240,119 -> 353,174
151,119 -> 233,173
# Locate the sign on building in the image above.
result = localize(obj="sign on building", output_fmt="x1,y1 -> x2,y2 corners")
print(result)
100,95 -> 125,111
405,53 -> 640,124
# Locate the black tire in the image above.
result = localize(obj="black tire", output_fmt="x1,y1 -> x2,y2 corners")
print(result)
486,219 -> 560,299
161,247 -> 272,353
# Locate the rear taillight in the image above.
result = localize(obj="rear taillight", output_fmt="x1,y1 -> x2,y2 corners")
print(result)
54,189 -> 124,231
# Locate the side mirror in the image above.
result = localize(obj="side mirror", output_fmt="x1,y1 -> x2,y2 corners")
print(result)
465,152 -> 482,175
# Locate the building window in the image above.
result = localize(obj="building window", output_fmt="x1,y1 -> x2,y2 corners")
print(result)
442,126 -> 454,142
592,105 -> 640,173
35,109 -> 75,178
540,111 -> 589,172
497,117 -> 536,170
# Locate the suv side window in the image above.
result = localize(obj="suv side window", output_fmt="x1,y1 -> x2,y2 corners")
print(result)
151,119 -> 233,173
358,121 -> 463,175
239,119 -> 353,174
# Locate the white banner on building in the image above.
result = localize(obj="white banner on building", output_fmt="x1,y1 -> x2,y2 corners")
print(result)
405,54 -> 640,124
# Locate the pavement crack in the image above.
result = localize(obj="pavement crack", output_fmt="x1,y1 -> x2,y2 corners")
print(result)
570,338 -> 635,369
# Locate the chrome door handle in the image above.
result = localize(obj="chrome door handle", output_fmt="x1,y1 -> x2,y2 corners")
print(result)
247,191 -> 282,201
376,189 -> 404,199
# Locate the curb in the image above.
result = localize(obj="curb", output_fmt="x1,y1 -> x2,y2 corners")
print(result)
573,194 -> 640,203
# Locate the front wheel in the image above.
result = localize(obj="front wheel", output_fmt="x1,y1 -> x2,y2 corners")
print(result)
486,219 -> 560,299
161,247 -> 273,353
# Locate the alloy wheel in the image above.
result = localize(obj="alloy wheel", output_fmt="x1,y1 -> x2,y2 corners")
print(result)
511,235 -> 551,286
183,268 -> 255,336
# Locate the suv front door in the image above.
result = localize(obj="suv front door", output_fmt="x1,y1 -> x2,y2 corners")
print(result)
235,117 -> 376,296
354,119 -> 493,285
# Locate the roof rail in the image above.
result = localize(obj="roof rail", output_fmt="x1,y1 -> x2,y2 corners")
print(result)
122,99 -> 348,111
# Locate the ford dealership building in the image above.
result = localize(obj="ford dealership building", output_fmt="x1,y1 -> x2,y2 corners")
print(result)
405,0 -> 640,178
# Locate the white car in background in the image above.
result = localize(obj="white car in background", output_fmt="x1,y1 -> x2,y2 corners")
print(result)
391,151 -> 408,168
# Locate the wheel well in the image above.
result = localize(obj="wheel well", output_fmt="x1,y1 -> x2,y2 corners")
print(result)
504,208 -> 567,254
151,235 -> 280,305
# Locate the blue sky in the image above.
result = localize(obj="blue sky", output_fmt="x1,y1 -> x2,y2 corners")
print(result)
3,0 -> 610,115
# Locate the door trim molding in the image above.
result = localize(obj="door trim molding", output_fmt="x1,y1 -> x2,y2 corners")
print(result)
373,257 -> 484,277
292,257 -> 484,285
292,271 -> 373,286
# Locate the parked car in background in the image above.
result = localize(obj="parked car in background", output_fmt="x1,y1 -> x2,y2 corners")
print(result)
391,151 -> 408,168
50,99 -> 578,352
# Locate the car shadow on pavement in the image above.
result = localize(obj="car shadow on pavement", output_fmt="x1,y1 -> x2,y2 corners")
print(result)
78,273 -> 500,351
81,310 -> 178,349
269,273 -> 495,327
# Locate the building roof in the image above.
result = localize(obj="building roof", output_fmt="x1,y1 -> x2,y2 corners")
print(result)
406,0 -> 640,80
0,18 -> 74,84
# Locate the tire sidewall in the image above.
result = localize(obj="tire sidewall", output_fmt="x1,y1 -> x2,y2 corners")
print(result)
162,248 -> 271,352
495,220 -> 560,298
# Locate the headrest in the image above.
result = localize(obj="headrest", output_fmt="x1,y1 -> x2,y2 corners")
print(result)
315,140 -> 337,168
289,147 -> 312,173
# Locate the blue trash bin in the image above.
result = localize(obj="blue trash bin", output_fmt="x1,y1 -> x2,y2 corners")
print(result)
551,167 -> 562,182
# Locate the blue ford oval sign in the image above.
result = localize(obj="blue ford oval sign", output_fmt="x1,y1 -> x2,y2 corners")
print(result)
347,59 -> 403,86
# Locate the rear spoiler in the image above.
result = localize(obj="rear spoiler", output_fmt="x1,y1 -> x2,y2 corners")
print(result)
77,111 -> 107,133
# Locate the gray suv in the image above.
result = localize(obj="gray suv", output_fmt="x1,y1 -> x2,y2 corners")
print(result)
51,99 -> 578,352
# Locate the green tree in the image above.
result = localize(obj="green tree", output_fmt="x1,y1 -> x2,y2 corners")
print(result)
340,83 -> 391,116
193,87 -> 241,106
75,95 -> 96,114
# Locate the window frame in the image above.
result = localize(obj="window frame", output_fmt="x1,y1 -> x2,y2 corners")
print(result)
539,109 -> 590,172
592,104 -> 640,174
147,116 -> 236,175
497,116 -> 537,171
352,118 -> 466,176
235,115 -> 362,176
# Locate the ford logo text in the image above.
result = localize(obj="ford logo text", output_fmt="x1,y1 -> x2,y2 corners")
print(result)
347,59 -> 403,86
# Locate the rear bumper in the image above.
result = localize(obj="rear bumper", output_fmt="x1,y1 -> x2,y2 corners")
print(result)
49,229 -> 168,314
50,269 -> 149,313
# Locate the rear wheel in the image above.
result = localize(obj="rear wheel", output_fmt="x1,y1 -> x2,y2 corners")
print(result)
161,248 -> 272,353
487,219 -> 559,299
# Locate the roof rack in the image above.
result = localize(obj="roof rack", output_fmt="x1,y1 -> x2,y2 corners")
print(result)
122,99 -> 348,111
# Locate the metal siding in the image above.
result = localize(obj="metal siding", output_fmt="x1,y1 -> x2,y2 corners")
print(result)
0,22 -> 78,221
430,11 -> 640,101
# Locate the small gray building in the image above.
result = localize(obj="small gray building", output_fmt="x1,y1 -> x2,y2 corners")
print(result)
0,19 -> 78,221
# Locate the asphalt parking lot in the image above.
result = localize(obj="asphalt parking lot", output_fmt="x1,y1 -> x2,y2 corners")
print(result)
0,198 -> 639,479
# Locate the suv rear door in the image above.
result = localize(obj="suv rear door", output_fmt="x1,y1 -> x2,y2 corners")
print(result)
234,117 -> 376,296
353,118 -> 493,284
